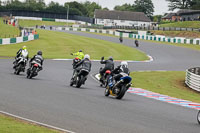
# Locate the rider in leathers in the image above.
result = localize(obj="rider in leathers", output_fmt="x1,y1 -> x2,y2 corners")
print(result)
29,51 -> 44,71
112,61 -> 130,82
72,54 -> 91,83
99,56 -> 114,81
13,46 -> 29,68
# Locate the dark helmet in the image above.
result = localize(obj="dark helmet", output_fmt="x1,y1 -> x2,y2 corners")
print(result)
37,50 -> 42,55
108,56 -> 113,61
79,50 -> 82,52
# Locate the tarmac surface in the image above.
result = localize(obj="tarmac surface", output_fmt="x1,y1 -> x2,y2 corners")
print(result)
0,30 -> 200,133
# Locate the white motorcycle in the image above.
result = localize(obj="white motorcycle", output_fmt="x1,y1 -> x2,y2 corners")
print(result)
14,50 -> 28,75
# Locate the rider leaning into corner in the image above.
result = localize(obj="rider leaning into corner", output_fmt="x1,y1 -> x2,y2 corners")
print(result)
29,50 -> 44,71
13,46 -> 29,68
71,50 -> 85,60
99,56 -> 114,81
72,54 -> 92,83
112,61 -> 130,82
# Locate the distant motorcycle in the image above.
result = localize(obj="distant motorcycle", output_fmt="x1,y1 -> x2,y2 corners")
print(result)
119,37 -> 123,43
99,68 -> 111,87
70,69 -> 89,88
105,75 -> 132,99
197,110 -> 200,124
135,40 -> 139,47
13,52 -> 28,75
26,63 -> 41,79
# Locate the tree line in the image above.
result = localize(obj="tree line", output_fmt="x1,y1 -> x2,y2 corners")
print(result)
167,0 -> 200,11
0,0 -> 155,18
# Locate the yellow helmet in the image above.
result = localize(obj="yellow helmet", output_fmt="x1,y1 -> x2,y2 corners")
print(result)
22,46 -> 26,50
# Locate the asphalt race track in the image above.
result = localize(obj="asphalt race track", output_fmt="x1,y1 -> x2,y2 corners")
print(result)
0,30 -> 200,133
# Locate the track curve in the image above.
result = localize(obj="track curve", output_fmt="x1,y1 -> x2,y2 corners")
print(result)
0,30 -> 200,133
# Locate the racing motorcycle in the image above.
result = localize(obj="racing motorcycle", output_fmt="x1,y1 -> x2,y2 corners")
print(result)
14,51 -> 28,75
105,74 -> 132,99
72,57 -> 81,69
26,62 -> 41,79
70,69 -> 89,88
119,37 -> 123,43
197,110 -> 200,124
99,68 -> 111,87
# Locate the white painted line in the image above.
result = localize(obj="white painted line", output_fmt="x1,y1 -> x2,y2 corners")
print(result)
90,74 -> 100,82
0,111 -> 76,133
52,55 -> 153,63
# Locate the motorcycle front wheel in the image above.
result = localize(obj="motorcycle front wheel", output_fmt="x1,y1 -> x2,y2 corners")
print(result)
197,110 -> 200,124
76,76 -> 82,88
15,64 -> 22,75
115,85 -> 127,99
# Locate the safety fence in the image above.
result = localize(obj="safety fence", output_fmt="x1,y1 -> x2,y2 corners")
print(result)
0,34 -> 39,45
14,16 -> 88,25
55,27 -> 200,45
185,67 -> 200,92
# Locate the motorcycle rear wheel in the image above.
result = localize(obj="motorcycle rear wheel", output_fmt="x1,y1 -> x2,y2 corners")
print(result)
104,86 -> 110,96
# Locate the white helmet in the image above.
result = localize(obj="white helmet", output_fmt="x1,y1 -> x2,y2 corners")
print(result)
84,54 -> 90,60
121,61 -> 128,67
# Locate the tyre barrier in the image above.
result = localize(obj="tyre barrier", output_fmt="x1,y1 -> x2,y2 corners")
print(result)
185,67 -> 200,92
0,34 -> 39,45
55,27 -> 200,45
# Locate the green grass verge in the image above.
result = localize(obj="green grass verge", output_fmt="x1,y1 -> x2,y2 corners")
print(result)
0,113 -> 60,133
131,71 -> 200,103
18,19 -> 73,27
159,21 -> 200,28
151,30 -> 200,38
0,18 -> 20,38
0,30 -> 148,60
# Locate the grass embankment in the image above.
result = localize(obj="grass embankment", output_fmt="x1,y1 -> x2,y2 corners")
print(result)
151,30 -> 200,38
18,19 -> 73,27
131,71 -> 200,103
0,29 -> 148,60
159,21 -> 200,28
0,113 -> 60,133
0,18 -> 20,38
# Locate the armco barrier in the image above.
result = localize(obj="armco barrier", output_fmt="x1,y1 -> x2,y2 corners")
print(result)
185,67 -> 200,92
0,34 -> 39,45
57,27 -> 200,45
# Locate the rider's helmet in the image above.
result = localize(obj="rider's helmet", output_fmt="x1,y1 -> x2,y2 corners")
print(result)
79,50 -> 82,52
84,54 -> 90,60
121,61 -> 128,68
22,46 -> 26,50
37,50 -> 42,55
108,56 -> 113,61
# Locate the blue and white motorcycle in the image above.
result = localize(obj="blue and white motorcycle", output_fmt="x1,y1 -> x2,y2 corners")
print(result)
105,73 -> 132,99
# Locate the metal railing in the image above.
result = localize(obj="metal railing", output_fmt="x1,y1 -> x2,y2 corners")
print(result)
185,67 -> 200,92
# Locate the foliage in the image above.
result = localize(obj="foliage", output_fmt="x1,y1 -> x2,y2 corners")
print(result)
166,0 -> 200,10
153,15 -> 162,22
134,0 -> 154,17
114,0 -> 154,17
83,1 -> 101,17
0,0 -> 103,17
